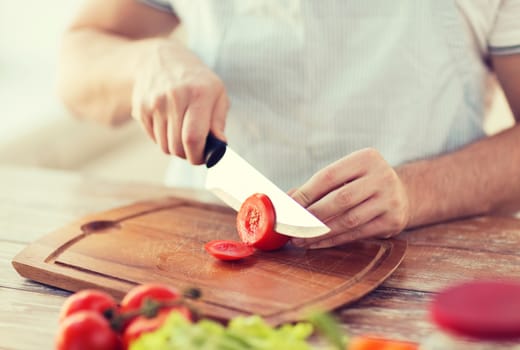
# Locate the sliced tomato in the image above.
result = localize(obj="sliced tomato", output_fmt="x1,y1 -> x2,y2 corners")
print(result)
236,193 -> 289,251
205,240 -> 255,261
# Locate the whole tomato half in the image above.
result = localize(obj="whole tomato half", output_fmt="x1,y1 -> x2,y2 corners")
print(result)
120,284 -> 181,314
59,289 -> 117,322
237,193 -> 289,251
56,310 -> 121,350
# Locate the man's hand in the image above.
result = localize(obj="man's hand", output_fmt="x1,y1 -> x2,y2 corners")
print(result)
131,41 -> 230,164
291,148 -> 410,249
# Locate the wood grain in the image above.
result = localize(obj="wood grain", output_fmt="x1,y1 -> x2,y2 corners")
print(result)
12,196 -> 407,325
3,166 -> 520,348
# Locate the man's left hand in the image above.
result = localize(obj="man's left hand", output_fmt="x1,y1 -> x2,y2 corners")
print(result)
291,148 -> 410,249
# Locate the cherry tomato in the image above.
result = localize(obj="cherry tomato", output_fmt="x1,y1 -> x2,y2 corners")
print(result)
236,193 -> 289,251
122,307 -> 192,348
56,311 -> 121,350
204,240 -> 255,261
120,284 -> 180,314
59,289 -> 117,322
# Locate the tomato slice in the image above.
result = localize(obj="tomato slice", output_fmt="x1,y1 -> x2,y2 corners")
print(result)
236,193 -> 289,251
205,240 -> 255,261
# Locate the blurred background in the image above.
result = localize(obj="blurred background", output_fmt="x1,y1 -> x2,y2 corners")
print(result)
0,1 -> 515,186
0,0 -> 170,184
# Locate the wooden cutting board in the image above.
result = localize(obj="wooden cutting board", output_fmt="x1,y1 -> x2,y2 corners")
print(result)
12,196 -> 407,325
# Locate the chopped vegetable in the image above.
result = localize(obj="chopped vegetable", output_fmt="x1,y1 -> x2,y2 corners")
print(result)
130,312 -> 314,350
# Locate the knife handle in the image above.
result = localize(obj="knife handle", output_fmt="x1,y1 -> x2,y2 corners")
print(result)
204,133 -> 227,168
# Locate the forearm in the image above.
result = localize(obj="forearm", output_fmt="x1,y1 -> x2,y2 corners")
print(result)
398,124 -> 520,228
57,29 -> 167,126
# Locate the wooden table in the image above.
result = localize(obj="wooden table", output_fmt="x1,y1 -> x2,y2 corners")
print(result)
1,165 -> 519,350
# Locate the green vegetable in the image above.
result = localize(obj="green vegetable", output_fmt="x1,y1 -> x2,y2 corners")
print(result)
130,312 -> 315,350
306,311 -> 348,350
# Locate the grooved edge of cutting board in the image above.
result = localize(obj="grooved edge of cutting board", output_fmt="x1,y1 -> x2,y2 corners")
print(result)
12,196 -> 407,325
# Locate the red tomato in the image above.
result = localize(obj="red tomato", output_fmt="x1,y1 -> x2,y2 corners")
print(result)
120,284 -> 180,314
56,311 -> 121,350
59,289 -> 117,322
236,193 -> 289,251
348,336 -> 418,350
123,307 -> 192,348
204,240 -> 255,261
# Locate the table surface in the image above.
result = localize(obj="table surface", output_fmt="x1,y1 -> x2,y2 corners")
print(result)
1,165 -> 520,350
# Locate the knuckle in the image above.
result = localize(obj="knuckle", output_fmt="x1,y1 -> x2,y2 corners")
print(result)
341,213 -> 361,229
319,168 -> 337,187
169,86 -> 184,102
293,190 -> 312,207
187,84 -> 209,101
151,94 -> 167,111
182,132 -> 200,147
382,168 -> 398,185
336,187 -> 354,208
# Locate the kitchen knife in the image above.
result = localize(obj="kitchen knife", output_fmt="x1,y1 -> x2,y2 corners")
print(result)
204,134 -> 330,238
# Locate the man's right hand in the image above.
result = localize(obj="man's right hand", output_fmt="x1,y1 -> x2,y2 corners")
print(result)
131,40 -> 230,164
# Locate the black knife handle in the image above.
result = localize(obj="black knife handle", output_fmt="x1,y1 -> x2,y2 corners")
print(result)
204,133 -> 227,168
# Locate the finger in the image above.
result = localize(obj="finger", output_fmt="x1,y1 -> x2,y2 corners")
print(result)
141,109 -> 156,142
210,91 -> 230,142
293,197 -> 384,248
307,176 -> 376,221
286,188 -> 297,196
153,111 -> 168,154
325,196 -> 385,233
291,148 -> 379,208
142,112 -> 155,142
167,90 -> 189,157
132,102 -> 155,142
298,217 -> 389,249
182,87 -> 216,164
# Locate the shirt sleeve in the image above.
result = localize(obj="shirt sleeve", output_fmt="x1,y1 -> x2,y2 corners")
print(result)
488,0 -> 520,55
137,0 -> 174,13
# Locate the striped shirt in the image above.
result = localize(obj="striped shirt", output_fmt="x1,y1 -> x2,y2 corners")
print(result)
139,0 -> 520,190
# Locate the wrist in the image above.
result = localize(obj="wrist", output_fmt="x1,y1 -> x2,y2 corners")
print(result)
396,162 -> 423,229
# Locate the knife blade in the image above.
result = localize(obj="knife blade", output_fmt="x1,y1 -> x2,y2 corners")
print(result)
204,134 -> 330,238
